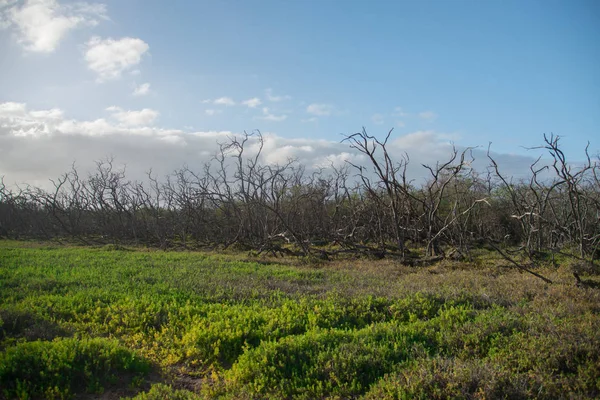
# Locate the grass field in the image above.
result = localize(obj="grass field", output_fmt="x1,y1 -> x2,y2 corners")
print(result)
1,241 -> 599,399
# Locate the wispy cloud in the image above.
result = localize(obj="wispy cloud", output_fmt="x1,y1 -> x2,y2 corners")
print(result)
214,97 -> 235,106
306,103 -> 334,117
205,109 -> 222,116
265,88 -> 291,102
132,82 -> 151,96
85,36 -> 150,82
259,107 -> 287,122
242,97 -> 262,108
106,106 -> 158,126
0,0 -> 108,53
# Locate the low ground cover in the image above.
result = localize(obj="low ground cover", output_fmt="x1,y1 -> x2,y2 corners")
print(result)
1,241 -> 599,399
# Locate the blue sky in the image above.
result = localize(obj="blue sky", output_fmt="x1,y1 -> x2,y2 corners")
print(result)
0,0 -> 598,184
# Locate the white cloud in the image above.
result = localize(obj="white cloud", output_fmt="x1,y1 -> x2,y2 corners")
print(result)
390,131 -> 459,165
132,82 -> 151,96
259,107 -> 287,122
315,152 -> 365,169
29,108 -> 64,120
0,101 -> 542,189
265,88 -> 291,102
68,2 -> 106,16
371,113 -> 384,125
242,97 -> 262,108
85,36 -> 149,81
418,111 -> 438,121
0,101 -> 27,116
307,103 -> 334,117
214,97 -> 235,106
263,144 -> 314,164
0,0 -> 107,53
396,121 -> 406,128
205,109 -> 221,116
393,130 -> 441,149
106,106 -> 158,126
0,102 -> 53,136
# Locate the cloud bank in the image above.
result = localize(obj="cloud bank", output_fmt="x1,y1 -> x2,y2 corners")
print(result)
0,102 -> 542,189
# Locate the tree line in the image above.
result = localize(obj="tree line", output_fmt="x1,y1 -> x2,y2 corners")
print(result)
1,131 -> 598,276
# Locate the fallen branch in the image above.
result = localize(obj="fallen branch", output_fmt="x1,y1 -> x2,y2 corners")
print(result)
487,241 -> 553,284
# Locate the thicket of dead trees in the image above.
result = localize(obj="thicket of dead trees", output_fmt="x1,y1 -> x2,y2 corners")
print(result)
1,131 -> 598,279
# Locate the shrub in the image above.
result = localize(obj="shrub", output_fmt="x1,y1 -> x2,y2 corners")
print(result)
222,322 -> 436,399
129,384 -> 202,400
363,357 -> 527,400
438,305 -> 526,358
0,337 -> 151,399
0,308 -> 70,346
488,319 -> 600,398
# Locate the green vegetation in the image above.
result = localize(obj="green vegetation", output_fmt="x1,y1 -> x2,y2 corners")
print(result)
0,338 -> 150,399
1,241 -> 599,399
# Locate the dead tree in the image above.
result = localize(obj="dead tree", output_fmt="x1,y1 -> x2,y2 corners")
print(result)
343,128 -> 410,255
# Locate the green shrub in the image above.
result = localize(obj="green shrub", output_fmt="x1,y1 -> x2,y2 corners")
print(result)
388,292 -> 446,322
129,384 -> 203,400
363,357 -> 527,400
0,337 -> 151,399
488,318 -> 600,398
180,297 -> 393,370
438,305 -> 525,358
222,322 -> 435,399
0,308 -> 70,345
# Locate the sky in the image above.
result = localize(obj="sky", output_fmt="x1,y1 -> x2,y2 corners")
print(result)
0,0 -> 598,187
